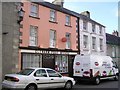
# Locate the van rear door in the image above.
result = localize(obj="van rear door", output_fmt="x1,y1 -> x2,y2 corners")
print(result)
73,55 -> 90,77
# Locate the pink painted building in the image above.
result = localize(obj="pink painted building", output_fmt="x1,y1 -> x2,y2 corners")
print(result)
19,1 -> 79,76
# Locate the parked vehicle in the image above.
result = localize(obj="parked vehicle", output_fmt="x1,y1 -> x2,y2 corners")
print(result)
73,54 -> 119,84
2,67 -> 75,90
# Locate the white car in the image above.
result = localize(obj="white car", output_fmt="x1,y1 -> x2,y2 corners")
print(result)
2,67 -> 76,90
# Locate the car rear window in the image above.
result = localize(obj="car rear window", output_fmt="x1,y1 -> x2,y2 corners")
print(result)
17,69 -> 34,76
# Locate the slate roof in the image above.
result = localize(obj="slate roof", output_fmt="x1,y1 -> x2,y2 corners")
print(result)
106,33 -> 120,45
33,1 -> 105,27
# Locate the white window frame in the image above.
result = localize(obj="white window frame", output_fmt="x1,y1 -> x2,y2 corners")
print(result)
55,55 -> 68,73
66,33 -> 71,49
29,25 -> 38,46
99,26 -> 102,35
66,15 -> 71,26
22,54 -> 42,69
100,39 -> 103,51
49,30 -> 56,48
30,3 -> 38,17
92,37 -> 96,50
83,20 -> 87,31
92,23 -> 96,33
83,35 -> 88,49
50,10 -> 56,22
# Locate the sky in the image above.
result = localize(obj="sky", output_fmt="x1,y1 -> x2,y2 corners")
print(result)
45,0 -> 119,34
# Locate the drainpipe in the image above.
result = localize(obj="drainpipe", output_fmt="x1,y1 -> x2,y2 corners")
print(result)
77,17 -> 80,54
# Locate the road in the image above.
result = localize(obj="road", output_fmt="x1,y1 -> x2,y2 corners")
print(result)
73,79 -> 119,89
2,79 -> 119,90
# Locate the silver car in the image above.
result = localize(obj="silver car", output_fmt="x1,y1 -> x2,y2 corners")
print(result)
2,67 -> 76,90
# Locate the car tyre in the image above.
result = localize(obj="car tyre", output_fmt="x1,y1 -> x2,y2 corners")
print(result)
64,81 -> 72,90
25,84 -> 37,90
114,74 -> 119,81
94,77 -> 100,85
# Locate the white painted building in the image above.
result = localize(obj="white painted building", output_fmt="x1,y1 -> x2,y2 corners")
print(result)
79,11 -> 106,55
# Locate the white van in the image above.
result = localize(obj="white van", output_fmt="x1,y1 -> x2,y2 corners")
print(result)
73,54 -> 119,84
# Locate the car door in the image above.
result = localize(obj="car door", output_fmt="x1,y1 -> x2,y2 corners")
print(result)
46,69 -> 65,88
33,69 -> 51,88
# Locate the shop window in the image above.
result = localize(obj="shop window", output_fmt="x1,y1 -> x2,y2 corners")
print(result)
22,54 -> 42,69
55,55 -> 68,73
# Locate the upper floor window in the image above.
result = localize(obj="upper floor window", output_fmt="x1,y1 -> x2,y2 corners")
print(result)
92,37 -> 96,50
66,33 -> 71,49
100,39 -> 103,51
65,15 -> 71,26
49,30 -> 56,48
99,26 -> 103,35
83,35 -> 88,49
92,23 -> 96,33
30,4 -> 38,17
112,46 -> 116,57
83,20 -> 87,31
50,10 -> 56,22
29,25 -> 38,46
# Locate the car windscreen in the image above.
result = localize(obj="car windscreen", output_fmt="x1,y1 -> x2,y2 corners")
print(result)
17,69 -> 35,76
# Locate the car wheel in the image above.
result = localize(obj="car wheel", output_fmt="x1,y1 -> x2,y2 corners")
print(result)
94,77 -> 100,85
25,84 -> 37,90
64,81 -> 72,90
114,74 -> 119,81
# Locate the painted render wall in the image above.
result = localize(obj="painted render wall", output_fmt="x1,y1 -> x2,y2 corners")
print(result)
20,2 -> 77,50
79,19 -> 106,56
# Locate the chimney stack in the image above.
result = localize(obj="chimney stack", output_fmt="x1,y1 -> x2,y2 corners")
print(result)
81,11 -> 90,18
52,0 -> 64,7
112,30 -> 119,37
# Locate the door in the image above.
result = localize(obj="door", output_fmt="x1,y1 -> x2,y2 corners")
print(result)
42,54 -> 55,69
46,69 -> 65,88
34,69 -> 51,88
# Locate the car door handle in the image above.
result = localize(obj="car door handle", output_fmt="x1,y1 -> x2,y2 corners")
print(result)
36,79 -> 39,81
51,79 -> 54,80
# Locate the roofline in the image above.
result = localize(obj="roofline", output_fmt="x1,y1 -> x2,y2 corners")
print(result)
32,2 -> 105,27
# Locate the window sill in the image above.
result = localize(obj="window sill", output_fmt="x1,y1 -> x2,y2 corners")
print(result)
83,30 -> 89,33
65,24 -> 72,27
83,48 -> 89,51
99,34 -> 103,36
91,32 -> 97,34
49,20 -> 58,24
100,50 -> 104,52
29,15 -> 40,19
92,49 -> 97,52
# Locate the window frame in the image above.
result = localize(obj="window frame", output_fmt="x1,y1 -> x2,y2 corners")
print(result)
30,3 -> 39,18
83,35 -> 88,49
92,37 -> 96,50
100,38 -> 103,51
65,15 -> 71,26
65,32 -> 71,49
29,25 -> 38,46
50,9 -> 56,22
55,55 -> 68,73
49,29 -> 56,48
83,20 -> 88,31
92,23 -> 96,33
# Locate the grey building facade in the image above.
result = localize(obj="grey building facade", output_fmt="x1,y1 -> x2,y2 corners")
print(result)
106,33 -> 120,70
0,2 -> 20,89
